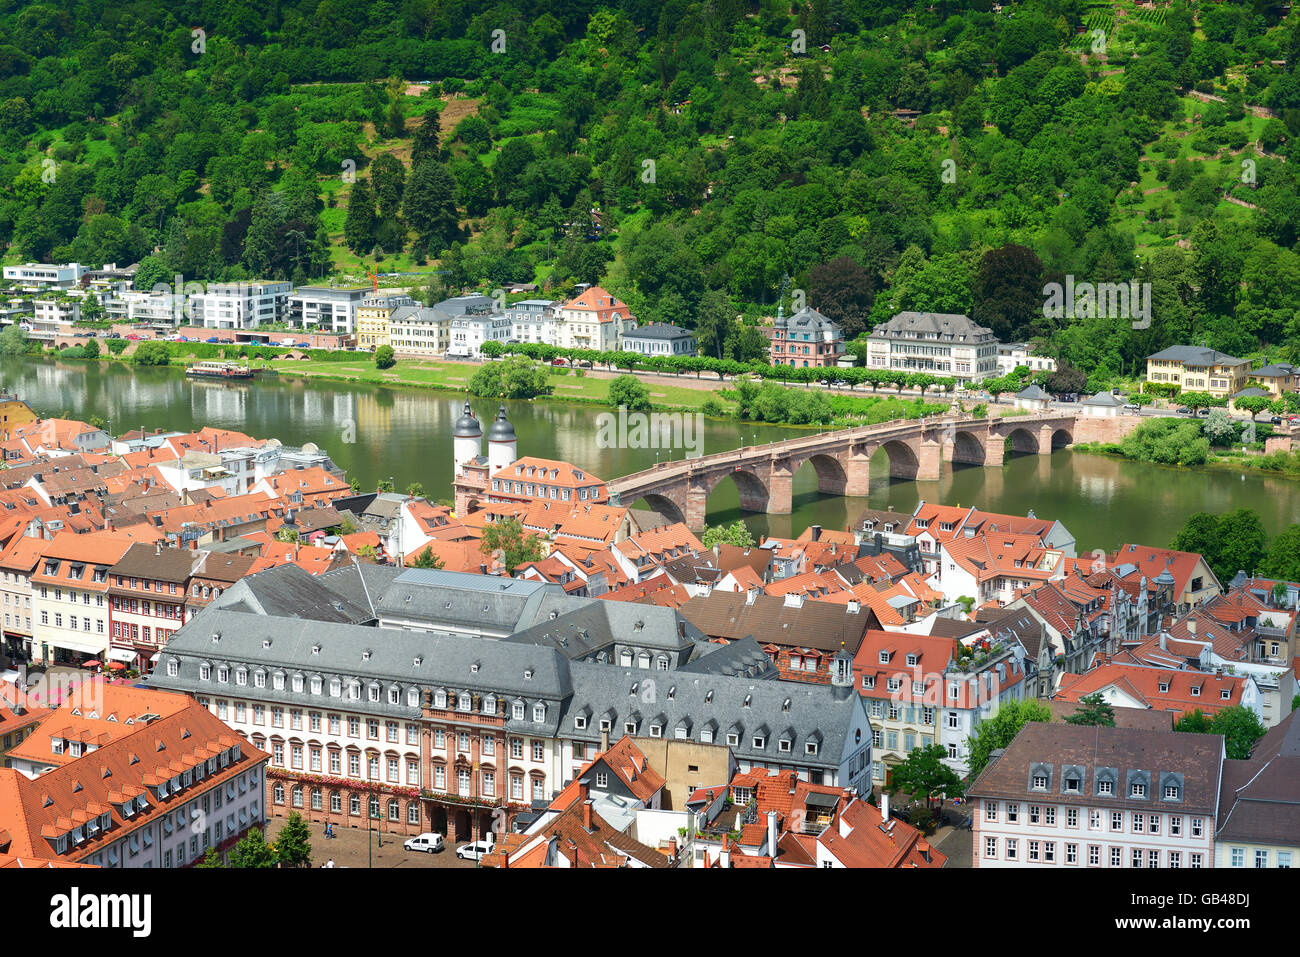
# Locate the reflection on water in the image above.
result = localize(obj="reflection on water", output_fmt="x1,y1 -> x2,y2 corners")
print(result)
4,356 -> 1299,553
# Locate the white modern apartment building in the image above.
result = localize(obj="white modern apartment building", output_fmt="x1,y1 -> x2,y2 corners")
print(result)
104,289 -> 185,325
288,286 -> 369,334
969,724 -> 1223,868
29,298 -> 80,343
188,281 -> 291,330
2,262 -> 88,289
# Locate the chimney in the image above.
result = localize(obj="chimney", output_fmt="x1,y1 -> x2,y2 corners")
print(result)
810,525 -> 822,542
480,563 -> 486,575
600,725 -> 609,752
577,780 -> 588,805
155,541 -> 162,557
1158,632 -> 1166,651
766,809 -> 778,856
719,847 -> 730,868
745,586 -> 759,605
582,799 -> 593,831
1187,619 -> 1196,636
881,791 -> 890,822
668,837 -> 678,859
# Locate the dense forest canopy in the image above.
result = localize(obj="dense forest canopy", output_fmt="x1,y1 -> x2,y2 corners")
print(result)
3,0 -> 1300,379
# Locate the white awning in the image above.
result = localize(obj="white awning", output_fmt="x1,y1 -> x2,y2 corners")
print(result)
107,647 -> 138,663
150,652 -> 161,663
51,636 -> 107,656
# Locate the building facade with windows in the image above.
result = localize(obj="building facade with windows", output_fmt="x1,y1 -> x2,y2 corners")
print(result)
865,312 -> 998,385
1145,346 -> 1252,398
0,683 -> 267,867
188,281 -> 291,330
766,306 -> 845,368
355,293 -> 414,351
622,323 -> 697,358
505,299 -> 559,345
107,543 -> 202,673
556,286 -> 636,352
288,286 -> 369,334
969,724 -> 1223,868
29,533 -> 142,666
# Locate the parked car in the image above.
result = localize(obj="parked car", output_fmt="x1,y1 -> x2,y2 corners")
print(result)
1111,388 -> 1121,395
551,358 -> 567,366
403,833 -> 445,854
1176,407 -> 1191,415
125,334 -> 140,340
205,337 -> 221,343
1271,416 -> 1283,425
1196,407 -> 1211,417
455,839 -> 496,861
1127,404 -> 1142,413
832,380 -> 849,388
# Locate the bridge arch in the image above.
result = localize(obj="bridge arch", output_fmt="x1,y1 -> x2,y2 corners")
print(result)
791,452 -> 849,496
1051,427 -> 1073,450
950,430 -> 987,467
703,467 -> 771,514
875,439 -> 920,481
634,493 -> 687,527
1005,427 -> 1040,455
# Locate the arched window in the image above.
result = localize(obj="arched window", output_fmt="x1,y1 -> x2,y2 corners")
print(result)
273,783 -> 285,804
458,692 -> 472,712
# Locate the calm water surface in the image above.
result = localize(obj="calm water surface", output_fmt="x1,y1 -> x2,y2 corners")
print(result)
3,356 -> 1298,553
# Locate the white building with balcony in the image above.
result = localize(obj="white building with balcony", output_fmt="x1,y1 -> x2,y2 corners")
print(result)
188,281 -> 291,330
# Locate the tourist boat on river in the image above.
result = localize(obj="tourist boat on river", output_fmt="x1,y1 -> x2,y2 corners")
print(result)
184,360 -> 254,379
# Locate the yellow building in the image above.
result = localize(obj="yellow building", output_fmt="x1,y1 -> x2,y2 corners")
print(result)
356,292 -> 415,351
0,394 -> 37,442
1247,363 -> 1300,398
1145,346 -> 1251,398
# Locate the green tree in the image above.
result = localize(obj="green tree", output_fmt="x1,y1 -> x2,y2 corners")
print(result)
403,159 -> 460,256
227,827 -> 278,868
1175,706 -> 1266,760
701,520 -> 755,548
607,374 -> 651,411
888,743 -> 965,810
411,546 -> 444,569
966,699 -> 1052,779
275,811 -> 313,868
132,341 -> 172,366
343,178 -> 377,254
377,478 -> 395,493
81,338 -> 100,359
1202,408 -> 1235,445
1064,692 -> 1116,727
1260,524 -> 1300,582
480,517 -> 545,575
195,847 -> 223,868
411,106 -> 441,166
0,324 -> 29,356
375,345 -> 396,369
276,527 -> 300,543
406,482 -> 424,498
369,153 -> 406,223
468,356 -> 549,399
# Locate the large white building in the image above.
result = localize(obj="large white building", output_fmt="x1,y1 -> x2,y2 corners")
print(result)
2,262 -> 88,289
188,281 -> 291,330
556,285 -> 636,352
288,286 -> 369,334
866,312 -> 999,386
505,299 -> 559,345
969,724 -> 1223,869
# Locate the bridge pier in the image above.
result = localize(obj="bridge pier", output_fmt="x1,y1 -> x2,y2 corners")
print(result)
916,439 -> 942,482
766,464 -> 793,514
983,432 -> 1005,468
686,482 -> 709,532
1037,424 -> 1054,455
844,452 -> 872,497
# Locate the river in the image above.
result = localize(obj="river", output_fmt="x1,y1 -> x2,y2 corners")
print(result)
3,355 -> 1297,553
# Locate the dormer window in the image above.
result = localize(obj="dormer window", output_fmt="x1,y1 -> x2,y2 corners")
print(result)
575,715 -> 587,730
512,701 -> 525,720
533,704 -> 545,722
1131,782 -> 1146,798
458,693 -> 472,712
434,690 -> 447,709
906,653 -> 917,666
752,735 -> 766,749
878,650 -> 891,664
1190,686 -> 1200,697
1033,775 -> 1047,790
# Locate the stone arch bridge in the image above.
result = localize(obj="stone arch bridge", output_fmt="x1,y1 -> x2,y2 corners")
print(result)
608,411 -> 1113,530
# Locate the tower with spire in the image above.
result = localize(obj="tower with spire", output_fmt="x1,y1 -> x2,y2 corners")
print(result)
486,402 -> 517,473
452,399 -> 482,478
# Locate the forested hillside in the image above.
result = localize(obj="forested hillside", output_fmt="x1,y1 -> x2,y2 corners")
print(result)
3,0 -> 1300,380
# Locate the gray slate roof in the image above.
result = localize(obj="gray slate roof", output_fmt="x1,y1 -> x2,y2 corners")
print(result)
149,608 -> 574,731
561,660 -> 861,771
1147,346 -> 1248,367
208,563 -> 376,624
623,323 -> 694,341
870,311 -> 993,340
374,568 -> 583,636
502,600 -> 708,660
1080,392 -> 1124,407
1015,384 -> 1052,401
775,305 -> 840,334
